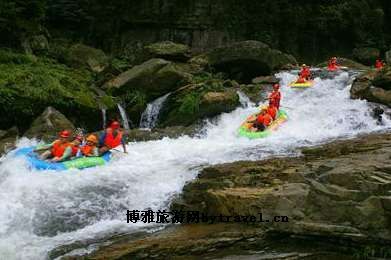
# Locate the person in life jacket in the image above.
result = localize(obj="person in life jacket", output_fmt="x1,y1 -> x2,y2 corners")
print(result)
80,134 -> 99,157
252,109 -> 273,132
375,59 -> 385,70
298,64 -> 311,81
327,57 -> 339,71
269,83 -> 281,110
99,121 -> 127,155
267,105 -> 278,120
69,135 -> 83,157
35,130 -> 73,162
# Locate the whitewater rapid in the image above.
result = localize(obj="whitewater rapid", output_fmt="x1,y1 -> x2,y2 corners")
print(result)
0,71 -> 390,259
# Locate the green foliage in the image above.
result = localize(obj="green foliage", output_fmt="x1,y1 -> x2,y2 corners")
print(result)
110,58 -> 132,73
0,49 -> 36,64
178,92 -> 200,116
0,49 -> 104,130
353,245 -> 391,259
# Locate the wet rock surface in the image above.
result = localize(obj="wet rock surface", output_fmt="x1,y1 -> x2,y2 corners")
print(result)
351,67 -> 391,107
23,106 -> 75,141
0,127 -> 18,155
173,133 -> 391,242
207,41 -> 297,83
65,132 -> 391,259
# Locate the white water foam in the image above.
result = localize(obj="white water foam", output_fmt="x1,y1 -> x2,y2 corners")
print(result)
0,71 -> 390,259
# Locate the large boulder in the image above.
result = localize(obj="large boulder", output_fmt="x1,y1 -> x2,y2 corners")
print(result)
103,58 -> 193,100
386,50 -> 391,65
172,132 -> 391,242
24,107 -> 75,140
351,68 -> 391,107
143,41 -> 191,62
207,41 -> 297,83
0,49 -> 115,132
352,47 -> 380,66
158,80 -> 240,127
22,35 -> 50,55
372,66 -> 391,90
66,44 -> 109,73
0,127 -> 18,155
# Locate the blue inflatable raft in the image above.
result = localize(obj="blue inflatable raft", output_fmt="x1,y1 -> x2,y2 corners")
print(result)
14,147 -> 111,171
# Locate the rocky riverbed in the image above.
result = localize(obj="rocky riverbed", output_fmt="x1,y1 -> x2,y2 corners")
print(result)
63,131 -> 391,259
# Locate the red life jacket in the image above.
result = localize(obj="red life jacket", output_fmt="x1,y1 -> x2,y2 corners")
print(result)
81,145 -> 95,156
257,113 -> 272,127
104,128 -> 123,149
375,60 -> 384,69
71,145 -> 79,156
269,91 -> 281,109
300,68 -> 311,79
51,140 -> 71,158
328,61 -> 338,71
296,76 -> 306,83
267,106 -> 278,120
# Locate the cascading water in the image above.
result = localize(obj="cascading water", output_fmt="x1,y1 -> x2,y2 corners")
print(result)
139,93 -> 171,129
0,71 -> 390,259
237,90 -> 254,108
101,108 -> 107,130
117,104 -> 131,130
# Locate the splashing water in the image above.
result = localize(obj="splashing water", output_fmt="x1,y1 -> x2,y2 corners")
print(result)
139,93 -> 171,129
117,104 -> 131,130
237,90 -> 254,108
0,71 -> 390,259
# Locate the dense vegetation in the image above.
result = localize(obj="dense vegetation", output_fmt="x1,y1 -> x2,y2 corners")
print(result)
1,0 -> 391,62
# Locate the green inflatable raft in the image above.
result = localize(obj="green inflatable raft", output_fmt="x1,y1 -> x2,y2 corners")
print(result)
238,109 -> 288,139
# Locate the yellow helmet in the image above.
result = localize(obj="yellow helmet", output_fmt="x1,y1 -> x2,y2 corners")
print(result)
302,64 -> 306,67
86,134 -> 98,144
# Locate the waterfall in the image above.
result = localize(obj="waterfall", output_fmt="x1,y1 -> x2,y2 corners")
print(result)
101,108 -> 107,129
237,90 -> 254,108
139,93 -> 171,129
117,104 -> 131,130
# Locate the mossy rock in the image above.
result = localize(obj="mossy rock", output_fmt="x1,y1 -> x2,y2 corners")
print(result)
0,49 -> 115,132
144,41 -> 191,62
158,79 -> 240,127
104,58 -> 193,102
24,107 -> 75,140
66,44 -> 109,73
372,66 -> 391,90
352,47 -> 380,66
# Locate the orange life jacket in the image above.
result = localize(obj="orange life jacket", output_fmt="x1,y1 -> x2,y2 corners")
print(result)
81,145 -> 96,156
51,140 -> 71,158
104,128 -> 123,149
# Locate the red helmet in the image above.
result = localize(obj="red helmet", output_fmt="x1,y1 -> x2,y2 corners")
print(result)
111,121 -> 120,129
273,83 -> 280,90
59,130 -> 71,138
